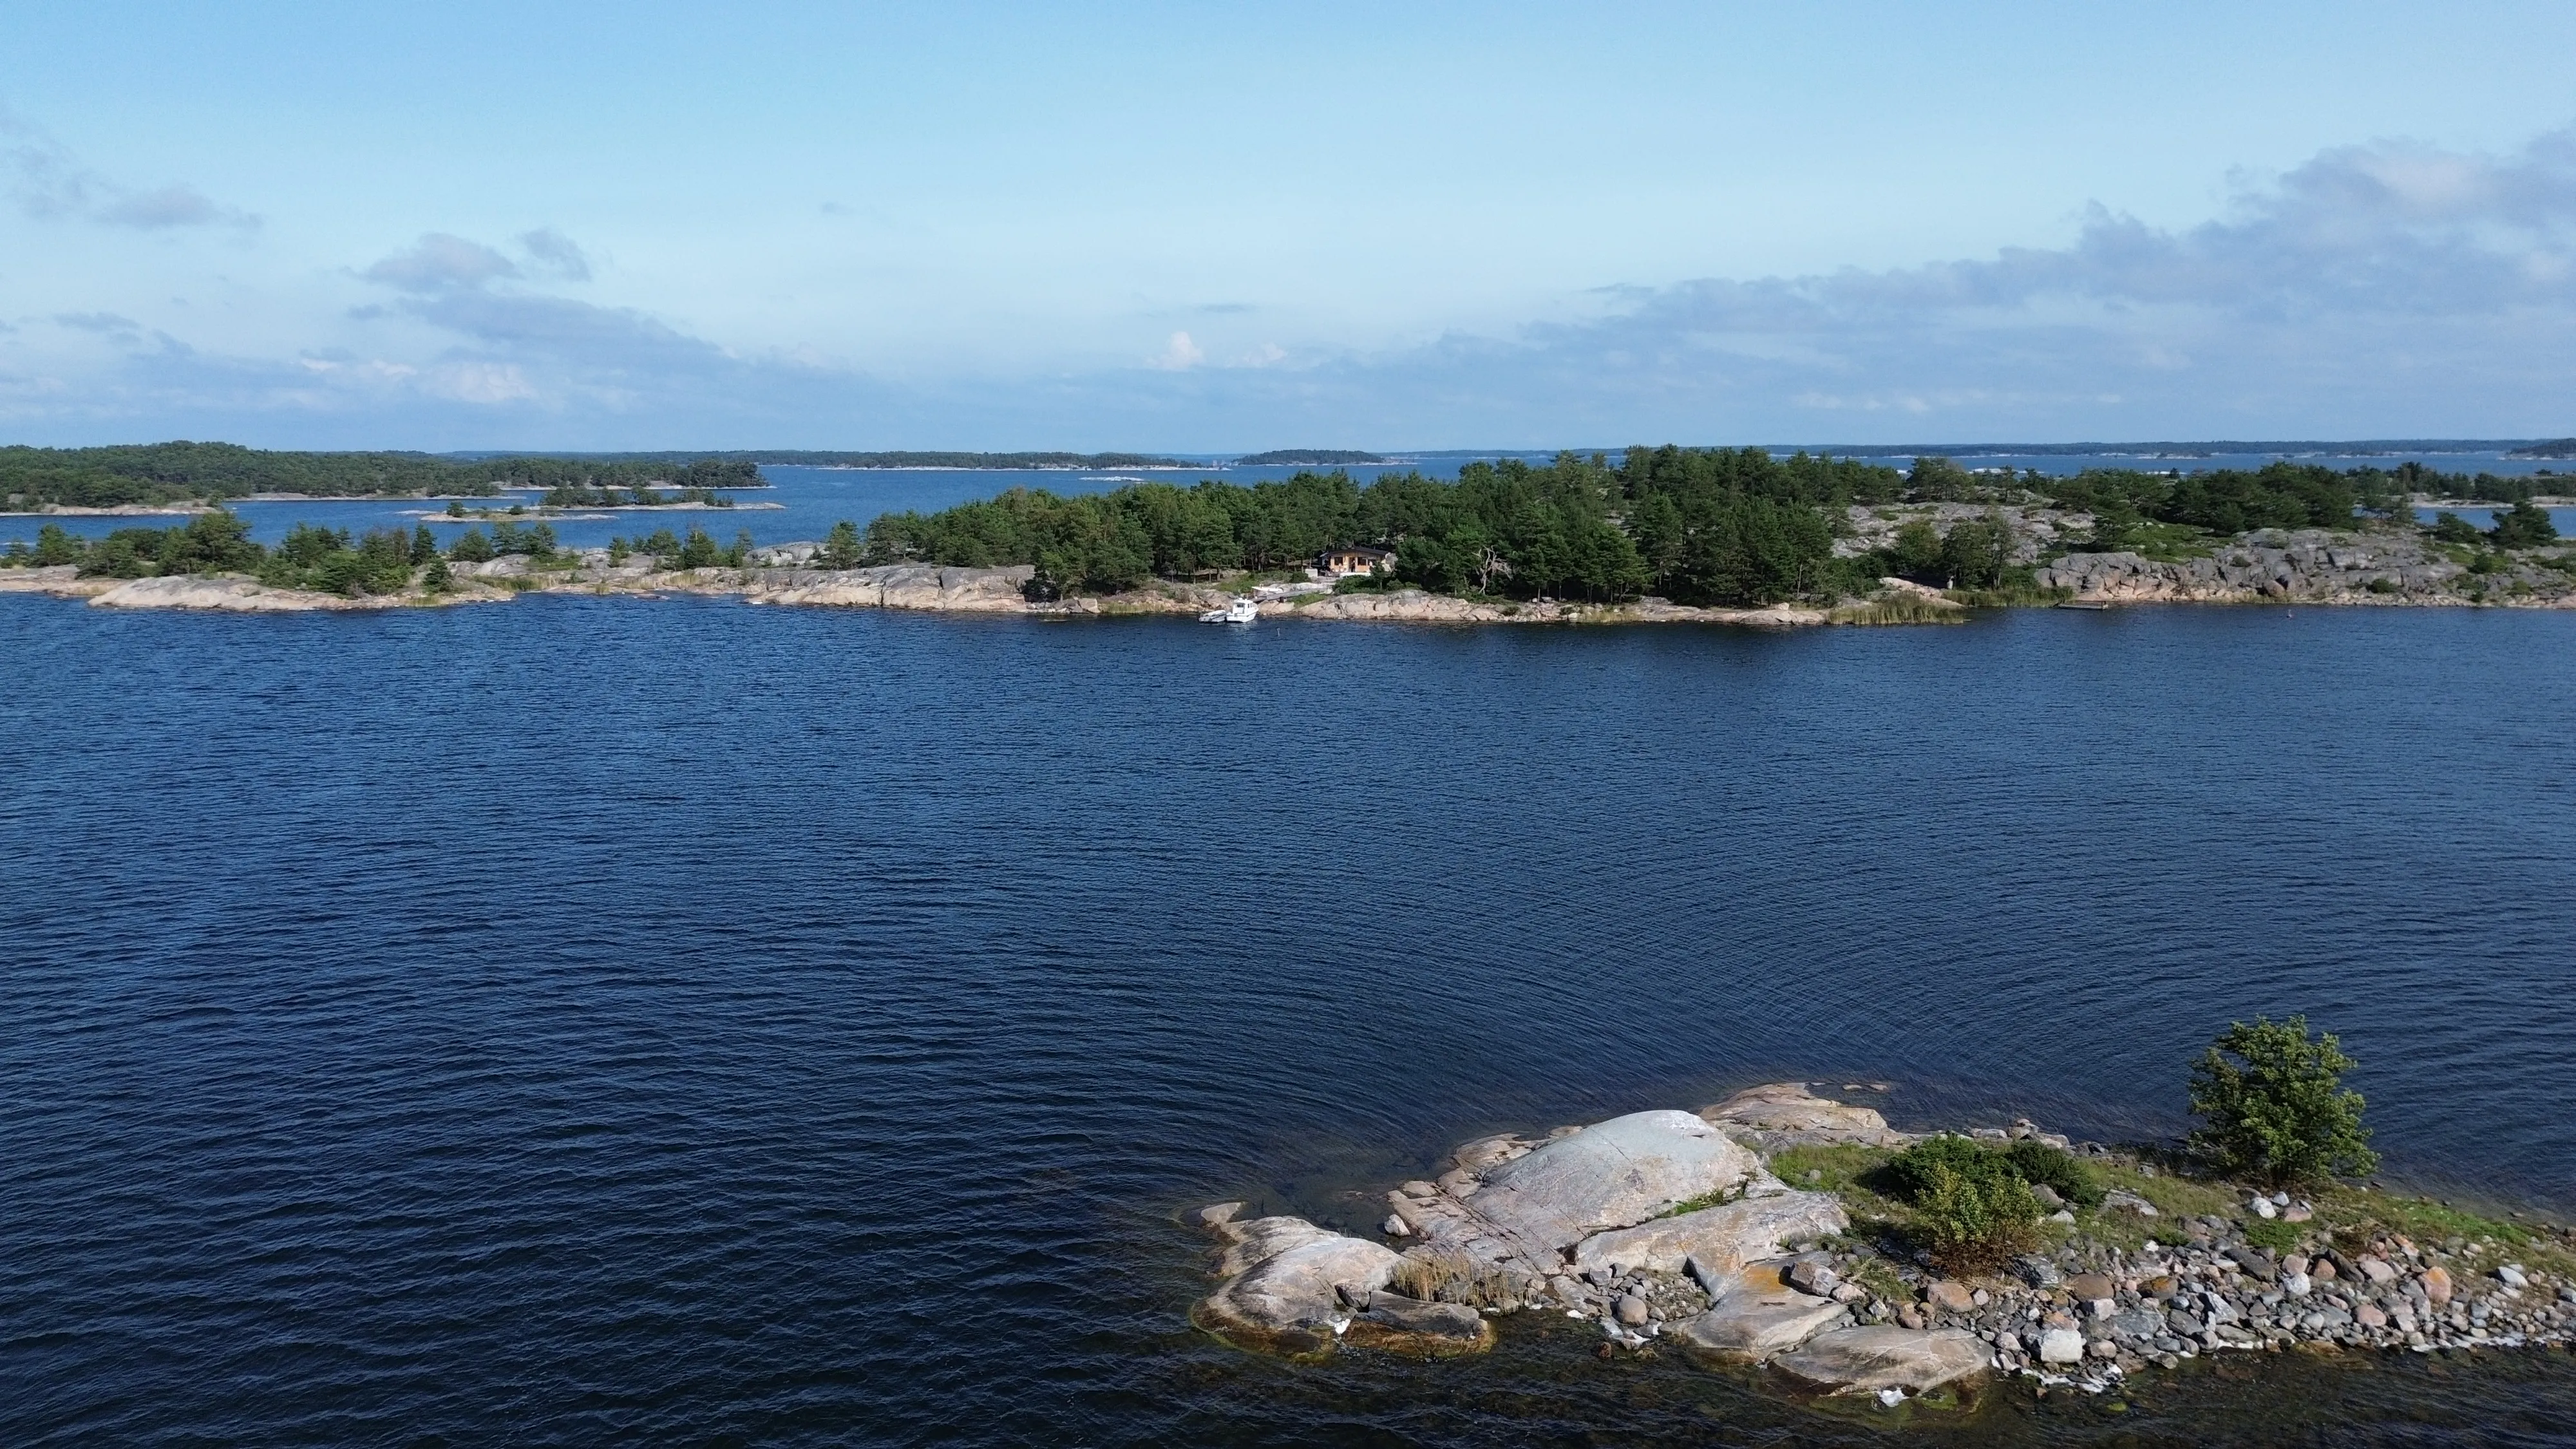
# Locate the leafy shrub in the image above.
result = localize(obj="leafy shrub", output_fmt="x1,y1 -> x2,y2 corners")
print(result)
1913,1164 -> 2040,1273
2188,1015 -> 2378,1187
2002,1139 -> 2103,1207
1886,1135 -> 1998,1200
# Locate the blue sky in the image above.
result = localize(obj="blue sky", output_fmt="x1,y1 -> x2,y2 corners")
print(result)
5,1 -> 2575,450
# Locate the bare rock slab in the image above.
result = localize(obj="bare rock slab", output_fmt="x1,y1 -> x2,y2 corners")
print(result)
1772,1327 -> 1992,1395
1678,1260 -> 1851,1358
1469,1110 -> 1757,1253
1571,1190 -> 1848,1275
1193,1215 -> 1399,1352
1699,1083 -> 1905,1150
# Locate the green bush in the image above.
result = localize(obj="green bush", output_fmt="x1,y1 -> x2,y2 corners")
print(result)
2002,1139 -> 2103,1207
2188,1015 -> 2379,1187
1886,1133 -> 2099,1208
1886,1135 -> 1997,1200
1913,1163 -> 2041,1273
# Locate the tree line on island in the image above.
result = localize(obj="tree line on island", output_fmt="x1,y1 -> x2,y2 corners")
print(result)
0,442 -> 766,509
849,449 -> 2561,604
4,444 -> 2562,601
7,511 -> 766,596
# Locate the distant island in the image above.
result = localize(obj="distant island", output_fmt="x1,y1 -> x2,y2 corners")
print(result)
0,442 -> 766,511
1231,449 -> 1387,466
2507,438 -> 2576,459
592,450 -> 1189,469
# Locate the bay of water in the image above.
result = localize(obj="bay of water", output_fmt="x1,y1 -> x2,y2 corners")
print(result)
5,598 -> 2576,1444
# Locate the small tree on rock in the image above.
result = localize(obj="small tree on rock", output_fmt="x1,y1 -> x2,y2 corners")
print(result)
2188,1015 -> 2378,1186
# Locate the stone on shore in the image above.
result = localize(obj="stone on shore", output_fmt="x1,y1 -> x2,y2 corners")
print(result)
1772,1327 -> 1993,1396
1678,1260 -> 1852,1358
1570,1191 -> 1847,1275
1468,1110 -> 1758,1253
1698,1083 -> 1906,1150
1349,1291 -> 1495,1354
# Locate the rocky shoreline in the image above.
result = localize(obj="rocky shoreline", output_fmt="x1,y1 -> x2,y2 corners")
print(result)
1186,1085 -> 2576,1413
0,557 -> 1827,625
6,515 -> 2574,618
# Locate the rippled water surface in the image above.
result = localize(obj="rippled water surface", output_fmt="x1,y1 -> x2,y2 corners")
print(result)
5,599 -> 2575,1444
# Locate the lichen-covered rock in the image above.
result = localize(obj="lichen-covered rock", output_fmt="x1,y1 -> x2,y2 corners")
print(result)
1468,1110 -> 1759,1253
1771,1326 -> 1992,1395
1570,1191 -> 1847,1275
1699,1083 -> 1906,1150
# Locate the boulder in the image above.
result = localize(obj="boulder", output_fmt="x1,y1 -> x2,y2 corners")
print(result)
1771,1327 -> 1991,1396
2038,1327 -> 2085,1365
2064,1272 -> 2115,1302
1469,1110 -> 1757,1253
1195,1216 -> 1401,1349
1184,1201 -> 1247,1230
2422,1266 -> 2454,1305
2101,1188 -> 2159,1217
1453,1134 -> 1530,1173
1569,1190 -> 1846,1275
1784,1260 -> 1840,1297
1678,1260 -> 1851,1358
1698,1083 -> 1906,1150
1347,1291 -> 1495,1354
1924,1280 -> 1975,1314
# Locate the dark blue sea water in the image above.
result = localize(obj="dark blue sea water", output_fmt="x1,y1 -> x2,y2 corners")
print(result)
6,599 -> 2576,1444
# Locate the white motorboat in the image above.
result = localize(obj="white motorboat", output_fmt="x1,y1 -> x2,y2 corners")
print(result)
1198,596 -> 1258,624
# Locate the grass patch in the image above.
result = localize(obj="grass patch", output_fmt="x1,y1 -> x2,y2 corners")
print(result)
2128,521 -> 2217,562
2097,1162 -> 2237,1222
1944,581 -> 2072,608
2242,1217 -> 2304,1254
1829,596 -> 1967,626
1770,1144 -> 1899,1200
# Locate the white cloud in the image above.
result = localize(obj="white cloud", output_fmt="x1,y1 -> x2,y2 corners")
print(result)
363,234 -> 520,293
2,108 -> 256,229
1151,330 -> 1205,370
518,227 -> 592,282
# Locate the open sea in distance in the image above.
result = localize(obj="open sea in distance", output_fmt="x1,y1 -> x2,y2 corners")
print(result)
4,591 -> 2575,1444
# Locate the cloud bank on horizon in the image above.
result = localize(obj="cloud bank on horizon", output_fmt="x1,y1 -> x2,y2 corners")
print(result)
3,5 -> 2573,451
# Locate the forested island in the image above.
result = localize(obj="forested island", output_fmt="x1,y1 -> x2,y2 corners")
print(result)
3,445 -> 2570,618
848,449 -> 2565,607
1231,449 -> 1388,466
0,442 -> 766,509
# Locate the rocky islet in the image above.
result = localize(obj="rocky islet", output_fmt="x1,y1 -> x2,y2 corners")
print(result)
1187,1083 -> 2576,1413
